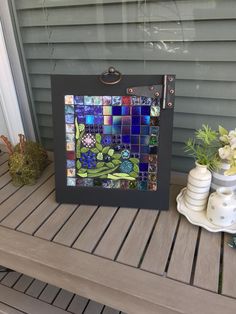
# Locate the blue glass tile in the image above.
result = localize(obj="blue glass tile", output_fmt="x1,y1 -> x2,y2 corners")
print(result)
140,146 -> 149,153
141,106 -> 150,115
65,105 -> 74,114
132,106 -> 141,115
84,96 -> 93,105
103,126 -> 112,134
141,126 -> 150,135
122,106 -> 130,115
150,126 -> 159,135
94,106 -> 103,115
94,116 -> 103,124
77,116 -> 86,123
67,160 -> 75,168
74,96 -> 84,105
138,181 -> 147,191
122,135 -> 131,143
122,116 -> 131,125
113,116 -> 122,125
112,106 -> 122,115
131,145 -> 139,153
139,163 -> 149,171
65,114 -> 74,124
84,106 -> 94,114
149,146 -> 158,154
86,115 -> 94,124
140,154 -> 149,162
122,126 -> 130,134
132,116 -> 140,125
112,125 -> 122,134
112,96 -> 122,105
75,106 -> 84,115
141,116 -> 150,125
141,96 -> 152,106
131,96 -> 141,106
131,126 -> 140,134
140,135 -> 150,145
131,136 -> 139,144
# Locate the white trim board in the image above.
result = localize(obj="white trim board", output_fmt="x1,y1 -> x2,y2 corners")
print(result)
0,21 -> 24,145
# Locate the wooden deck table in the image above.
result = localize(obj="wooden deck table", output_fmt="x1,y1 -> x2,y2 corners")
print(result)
0,152 -> 236,314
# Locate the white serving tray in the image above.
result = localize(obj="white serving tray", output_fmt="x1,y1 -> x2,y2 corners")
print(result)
176,187 -> 236,233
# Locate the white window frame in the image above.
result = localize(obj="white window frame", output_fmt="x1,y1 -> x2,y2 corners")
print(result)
0,0 -> 37,145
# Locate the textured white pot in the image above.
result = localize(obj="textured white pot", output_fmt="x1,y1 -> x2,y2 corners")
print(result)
207,187 -> 236,227
184,162 -> 212,211
211,161 -> 236,192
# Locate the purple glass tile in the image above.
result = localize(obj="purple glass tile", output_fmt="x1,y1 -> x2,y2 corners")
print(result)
139,163 -> 148,171
140,146 -> 149,153
131,126 -> 140,134
132,116 -> 140,125
74,96 -> 84,105
122,126 -> 131,134
94,106 -> 103,115
94,116 -> 103,124
112,106 -> 122,115
122,116 -> 131,125
122,135 -> 131,143
141,106 -> 150,115
131,145 -> 139,153
132,106 -> 141,115
131,136 -> 139,144
122,106 -> 130,115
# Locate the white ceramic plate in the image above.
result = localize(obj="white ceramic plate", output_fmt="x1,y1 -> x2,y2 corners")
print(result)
176,187 -> 236,233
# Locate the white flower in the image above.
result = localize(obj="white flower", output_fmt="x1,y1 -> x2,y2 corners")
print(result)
230,137 -> 236,150
219,134 -> 230,144
229,129 -> 236,140
218,145 -> 234,161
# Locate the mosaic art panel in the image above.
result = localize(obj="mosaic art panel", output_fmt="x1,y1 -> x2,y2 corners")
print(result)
64,95 -> 160,191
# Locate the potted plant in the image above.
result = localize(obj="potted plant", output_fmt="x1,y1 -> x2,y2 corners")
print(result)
211,126 -> 236,191
184,125 -> 220,211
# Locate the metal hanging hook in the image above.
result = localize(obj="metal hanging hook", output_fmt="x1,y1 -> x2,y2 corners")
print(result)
99,67 -> 122,85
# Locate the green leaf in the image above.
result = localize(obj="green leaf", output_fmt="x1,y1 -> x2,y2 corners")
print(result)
106,162 -> 115,168
81,147 -> 89,153
97,162 -> 105,168
129,158 -> 139,164
133,164 -> 139,173
130,171 -> 138,178
96,143 -> 103,151
108,149 -> 114,156
112,159 -> 122,165
97,152 -> 103,160
78,168 -> 87,173
96,134 -> 102,143
219,125 -> 228,136
91,148 -> 99,153
102,146 -> 109,154
113,153 -> 121,159
77,172 -> 87,178
76,160 -> 81,170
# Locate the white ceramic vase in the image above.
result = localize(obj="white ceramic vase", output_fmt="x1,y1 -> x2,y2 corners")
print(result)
184,162 -> 212,211
211,161 -> 236,192
207,187 -> 236,227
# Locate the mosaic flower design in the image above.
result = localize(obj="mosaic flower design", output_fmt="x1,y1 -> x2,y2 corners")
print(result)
81,133 -> 96,148
121,149 -> 130,159
120,160 -> 133,174
79,151 -> 97,169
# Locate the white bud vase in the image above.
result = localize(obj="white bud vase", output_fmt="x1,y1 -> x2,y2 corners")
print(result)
184,162 -> 212,211
207,187 -> 236,227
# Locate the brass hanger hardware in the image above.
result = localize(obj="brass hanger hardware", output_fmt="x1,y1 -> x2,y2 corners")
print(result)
99,67 -> 122,85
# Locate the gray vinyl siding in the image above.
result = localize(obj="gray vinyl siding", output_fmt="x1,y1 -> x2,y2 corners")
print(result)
13,0 -> 236,172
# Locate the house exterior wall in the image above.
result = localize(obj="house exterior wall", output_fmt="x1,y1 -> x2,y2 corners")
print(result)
11,0 -> 236,172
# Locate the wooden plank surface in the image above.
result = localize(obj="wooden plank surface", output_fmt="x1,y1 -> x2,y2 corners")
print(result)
0,153 -> 8,165
0,162 -> 8,176
95,207 -> 138,260
103,307 -> 120,314
0,182 -> 21,204
83,301 -> 104,314
39,284 -> 60,303
25,279 -> 46,298
34,203 -> 78,240
0,172 -> 11,189
67,295 -> 88,314
141,186 -> 180,275
0,284 -> 69,314
222,233 -> 236,298
167,216 -> 199,283
0,226 -> 235,314
53,205 -> 97,246
1,272 -> 21,287
117,209 -> 158,267
0,163 -> 54,221
13,274 -> 34,293
17,192 -> 58,234
1,176 -> 55,229
53,289 -> 74,310
0,301 -> 25,314
73,206 -> 118,252
193,229 -> 221,292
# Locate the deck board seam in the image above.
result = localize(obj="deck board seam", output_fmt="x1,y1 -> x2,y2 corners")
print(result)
189,227 -> 202,286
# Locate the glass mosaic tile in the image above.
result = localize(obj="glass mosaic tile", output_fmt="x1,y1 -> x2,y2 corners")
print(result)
64,95 -> 160,191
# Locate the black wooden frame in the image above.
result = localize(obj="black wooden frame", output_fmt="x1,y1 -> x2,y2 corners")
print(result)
51,74 -> 175,210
